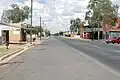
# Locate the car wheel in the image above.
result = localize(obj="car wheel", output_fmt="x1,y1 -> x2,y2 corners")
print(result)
106,42 -> 109,44
112,42 -> 115,44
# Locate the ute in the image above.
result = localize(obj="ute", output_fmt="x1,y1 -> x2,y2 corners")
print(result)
106,37 -> 117,44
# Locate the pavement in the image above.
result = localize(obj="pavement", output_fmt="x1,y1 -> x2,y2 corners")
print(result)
0,36 -> 119,80
0,37 -> 43,65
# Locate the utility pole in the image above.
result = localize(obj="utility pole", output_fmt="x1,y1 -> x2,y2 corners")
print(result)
42,21 -> 45,37
98,22 -> 100,40
30,0 -> 33,44
40,17 -> 42,40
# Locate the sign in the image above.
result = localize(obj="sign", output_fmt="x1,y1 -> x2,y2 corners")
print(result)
84,28 -> 92,32
84,28 -> 101,32
93,28 -> 100,31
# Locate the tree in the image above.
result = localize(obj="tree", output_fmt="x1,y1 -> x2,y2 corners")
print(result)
85,0 -> 118,39
70,18 -> 81,34
24,24 -> 43,36
7,4 -> 30,23
70,19 -> 76,33
70,20 -> 75,24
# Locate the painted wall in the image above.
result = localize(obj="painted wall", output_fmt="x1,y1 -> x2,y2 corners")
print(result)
9,30 -> 21,43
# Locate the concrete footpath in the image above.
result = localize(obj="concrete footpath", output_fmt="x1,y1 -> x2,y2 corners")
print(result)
0,38 -> 43,65
0,36 -> 119,80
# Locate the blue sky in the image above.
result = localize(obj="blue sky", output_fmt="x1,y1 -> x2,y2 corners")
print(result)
40,0 -> 48,3
16,0 -> 24,3
16,0 -> 48,4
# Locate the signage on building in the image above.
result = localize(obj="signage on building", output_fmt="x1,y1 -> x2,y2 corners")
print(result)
84,28 -> 101,32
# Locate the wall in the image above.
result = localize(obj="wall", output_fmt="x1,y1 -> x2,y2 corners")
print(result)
109,31 -> 120,38
74,35 -> 80,38
117,18 -> 120,28
9,30 -> 21,43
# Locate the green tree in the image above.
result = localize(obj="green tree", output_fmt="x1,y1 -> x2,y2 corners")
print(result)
7,4 -> 30,23
70,20 -> 75,24
70,18 -> 82,35
85,0 -> 118,39
70,20 -> 76,33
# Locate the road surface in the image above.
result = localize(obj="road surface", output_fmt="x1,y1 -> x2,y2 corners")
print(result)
0,36 -> 120,80
56,36 -> 120,73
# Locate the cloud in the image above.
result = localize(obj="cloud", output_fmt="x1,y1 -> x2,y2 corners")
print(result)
24,0 -> 118,33
0,0 -> 120,33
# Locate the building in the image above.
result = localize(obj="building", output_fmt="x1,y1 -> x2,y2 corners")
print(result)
79,18 -> 120,39
80,26 -> 103,39
9,23 -> 27,43
0,23 -> 27,44
102,18 -> 120,39
0,23 -> 19,44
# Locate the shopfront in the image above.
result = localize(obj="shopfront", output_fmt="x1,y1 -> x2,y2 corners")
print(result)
108,31 -> 120,39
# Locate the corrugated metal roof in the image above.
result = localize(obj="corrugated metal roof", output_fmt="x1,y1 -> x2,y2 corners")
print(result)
9,23 -> 22,28
0,24 -> 20,30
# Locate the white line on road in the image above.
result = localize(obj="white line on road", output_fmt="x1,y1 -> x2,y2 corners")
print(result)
58,37 -> 120,77
93,45 -> 101,49
92,44 -> 120,53
116,50 -> 120,52
71,47 -> 120,78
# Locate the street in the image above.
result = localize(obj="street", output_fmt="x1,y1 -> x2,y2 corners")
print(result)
57,37 -> 120,72
0,36 -> 120,80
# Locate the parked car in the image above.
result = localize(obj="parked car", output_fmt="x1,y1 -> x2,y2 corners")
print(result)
113,37 -> 120,44
106,37 -> 117,44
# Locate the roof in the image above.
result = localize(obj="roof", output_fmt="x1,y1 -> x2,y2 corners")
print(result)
0,23 -> 20,30
0,23 -> 22,28
109,28 -> 120,31
9,23 -> 24,28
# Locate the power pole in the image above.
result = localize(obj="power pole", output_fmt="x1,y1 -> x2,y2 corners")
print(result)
40,17 -> 42,40
98,22 -> 100,40
42,21 -> 45,37
30,0 -> 33,44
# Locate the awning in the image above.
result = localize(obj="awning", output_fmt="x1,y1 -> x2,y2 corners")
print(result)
0,24 -> 20,30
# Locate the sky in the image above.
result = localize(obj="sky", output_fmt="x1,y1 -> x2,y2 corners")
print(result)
0,0 -> 119,33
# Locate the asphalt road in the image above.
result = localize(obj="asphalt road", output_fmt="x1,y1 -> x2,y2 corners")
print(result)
0,36 -> 120,80
56,36 -> 120,73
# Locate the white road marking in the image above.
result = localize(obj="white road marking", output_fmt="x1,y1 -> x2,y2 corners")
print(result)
93,45 -> 101,49
59,37 -> 120,77
116,50 -> 120,52
93,44 -> 120,53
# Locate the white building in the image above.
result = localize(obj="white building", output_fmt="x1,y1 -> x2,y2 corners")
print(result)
0,23 -> 18,44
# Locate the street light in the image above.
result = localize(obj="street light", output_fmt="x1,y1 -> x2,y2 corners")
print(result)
30,0 -> 33,44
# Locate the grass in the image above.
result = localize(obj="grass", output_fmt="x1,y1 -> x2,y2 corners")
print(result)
0,47 -> 7,52
0,47 -> 22,57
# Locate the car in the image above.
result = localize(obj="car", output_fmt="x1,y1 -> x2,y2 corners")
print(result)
106,37 -> 117,44
114,37 -> 120,44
